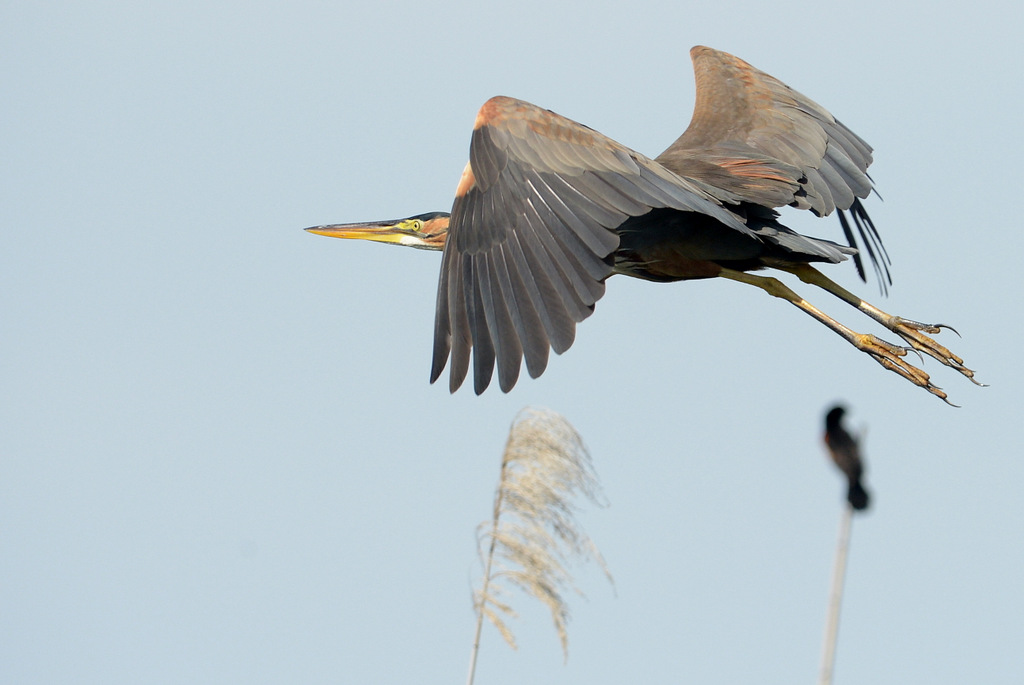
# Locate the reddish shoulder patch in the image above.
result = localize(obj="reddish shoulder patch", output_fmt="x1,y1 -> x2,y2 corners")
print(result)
455,161 -> 476,197
475,97 -> 511,130
690,45 -> 712,60
473,96 -> 534,130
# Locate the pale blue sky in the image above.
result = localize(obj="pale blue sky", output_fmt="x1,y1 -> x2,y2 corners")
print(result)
3,2 -> 1022,683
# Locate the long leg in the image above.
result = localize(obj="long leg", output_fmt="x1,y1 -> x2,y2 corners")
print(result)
779,264 -> 980,385
716,268 -> 953,403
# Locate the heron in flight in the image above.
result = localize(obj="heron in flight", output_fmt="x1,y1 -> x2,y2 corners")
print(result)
307,46 -> 978,402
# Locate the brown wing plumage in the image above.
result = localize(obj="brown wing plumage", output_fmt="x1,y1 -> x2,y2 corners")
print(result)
657,46 -> 890,287
431,96 -> 751,394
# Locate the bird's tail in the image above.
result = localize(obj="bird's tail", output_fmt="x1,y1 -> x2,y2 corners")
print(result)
847,479 -> 870,511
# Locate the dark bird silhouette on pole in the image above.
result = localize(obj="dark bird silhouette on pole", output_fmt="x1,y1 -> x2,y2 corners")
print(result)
823,406 -> 870,511
307,46 -> 980,402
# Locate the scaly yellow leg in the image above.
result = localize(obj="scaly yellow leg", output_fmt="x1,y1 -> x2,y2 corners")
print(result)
779,264 -> 980,386
717,268 -> 953,403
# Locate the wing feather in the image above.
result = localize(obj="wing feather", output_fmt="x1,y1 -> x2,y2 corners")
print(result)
523,179 -> 605,278
445,252 -> 471,392
515,204 -> 592,324
484,254 -> 524,392
500,232 -> 553,377
656,46 -> 890,287
468,257 -> 496,393
521,194 -> 603,305
530,173 -> 620,259
433,95 -> 742,392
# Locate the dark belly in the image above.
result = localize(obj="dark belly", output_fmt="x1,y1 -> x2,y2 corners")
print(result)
612,207 -> 765,282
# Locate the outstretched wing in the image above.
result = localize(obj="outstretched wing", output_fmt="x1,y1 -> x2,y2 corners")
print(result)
657,46 -> 890,288
432,96 -> 751,394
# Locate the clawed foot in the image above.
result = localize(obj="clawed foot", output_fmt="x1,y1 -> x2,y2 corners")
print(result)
888,317 -> 984,387
854,333 -> 954,404
723,265 -> 983,404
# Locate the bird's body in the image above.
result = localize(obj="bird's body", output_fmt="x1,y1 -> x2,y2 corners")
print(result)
824,406 -> 870,511
307,46 -> 978,401
611,205 -> 847,283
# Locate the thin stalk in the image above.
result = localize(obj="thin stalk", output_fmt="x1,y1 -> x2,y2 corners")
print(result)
819,504 -> 853,685
466,437 -> 512,685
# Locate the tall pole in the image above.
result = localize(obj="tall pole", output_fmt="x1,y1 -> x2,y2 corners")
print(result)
819,504 -> 853,685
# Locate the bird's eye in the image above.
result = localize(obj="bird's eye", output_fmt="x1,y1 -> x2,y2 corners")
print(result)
409,219 -> 424,232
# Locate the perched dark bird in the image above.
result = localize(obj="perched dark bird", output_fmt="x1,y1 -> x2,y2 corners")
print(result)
823,406 -> 870,511
307,46 -> 979,401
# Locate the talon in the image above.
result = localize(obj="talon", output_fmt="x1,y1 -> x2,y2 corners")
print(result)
905,346 -> 925,365
887,319 -> 978,385
873,313 -> 977,398
892,317 -> 944,335
776,265 -> 980,403
854,332 -> 954,401
893,317 -> 962,338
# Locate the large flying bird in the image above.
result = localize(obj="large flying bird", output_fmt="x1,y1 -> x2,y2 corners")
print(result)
307,46 -> 978,402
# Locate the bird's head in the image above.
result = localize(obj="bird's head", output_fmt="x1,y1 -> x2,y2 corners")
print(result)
824,405 -> 847,431
305,211 -> 450,251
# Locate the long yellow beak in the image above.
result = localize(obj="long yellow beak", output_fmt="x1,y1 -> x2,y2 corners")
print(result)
304,220 -> 410,246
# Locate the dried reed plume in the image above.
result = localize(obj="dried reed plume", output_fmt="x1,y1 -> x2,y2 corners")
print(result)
467,407 -> 612,684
